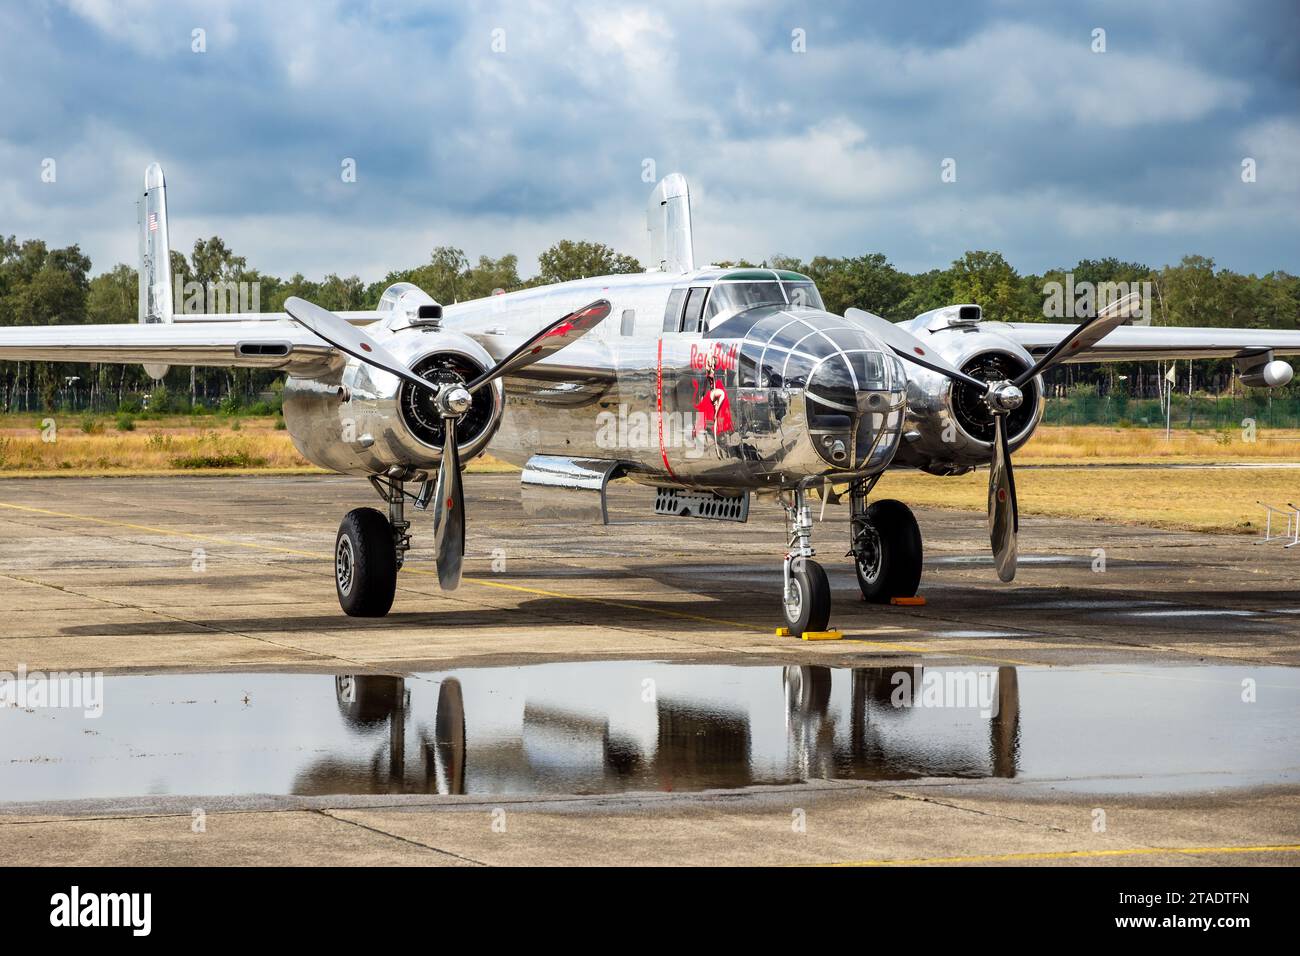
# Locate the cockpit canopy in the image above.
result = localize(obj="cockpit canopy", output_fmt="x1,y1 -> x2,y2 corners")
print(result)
663,269 -> 826,333
705,270 -> 824,319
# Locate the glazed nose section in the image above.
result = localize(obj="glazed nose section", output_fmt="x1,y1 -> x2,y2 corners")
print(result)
806,354 -> 857,430
806,347 -> 906,470
733,309 -> 907,473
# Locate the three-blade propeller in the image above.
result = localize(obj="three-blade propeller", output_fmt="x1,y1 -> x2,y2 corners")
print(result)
848,292 -> 1141,581
285,296 -> 611,590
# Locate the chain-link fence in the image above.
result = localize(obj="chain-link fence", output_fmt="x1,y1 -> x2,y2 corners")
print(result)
1041,393 -> 1300,430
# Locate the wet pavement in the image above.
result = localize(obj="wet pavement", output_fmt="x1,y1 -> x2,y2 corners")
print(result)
2,474 -> 1300,673
1,474 -> 1299,865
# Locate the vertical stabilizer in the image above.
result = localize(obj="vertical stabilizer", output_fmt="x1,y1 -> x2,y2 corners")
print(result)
646,173 -> 695,274
138,162 -> 173,380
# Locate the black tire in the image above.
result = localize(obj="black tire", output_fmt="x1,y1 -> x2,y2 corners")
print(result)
782,558 -> 832,635
335,507 -> 398,617
855,499 -> 923,604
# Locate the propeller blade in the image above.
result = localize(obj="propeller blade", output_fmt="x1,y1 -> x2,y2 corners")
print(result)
988,413 -> 1019,583
845,308 -> 990,391
466,299 -> 611,393
431,417 -> 465,590
284,296 -> 433,392
1013,291 -> 1143,388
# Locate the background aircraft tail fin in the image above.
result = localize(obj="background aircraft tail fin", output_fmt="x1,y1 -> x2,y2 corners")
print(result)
646,173 -> 695,274
138,162 -> 173,380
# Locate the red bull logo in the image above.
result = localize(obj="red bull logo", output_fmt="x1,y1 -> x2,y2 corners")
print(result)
690,342 -> 739,373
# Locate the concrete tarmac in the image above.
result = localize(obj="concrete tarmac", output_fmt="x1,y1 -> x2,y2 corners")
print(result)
1,474 -> 1297,866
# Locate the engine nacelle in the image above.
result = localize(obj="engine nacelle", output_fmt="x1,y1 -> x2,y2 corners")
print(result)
1238,358 -> 1293,389
890,325 -> 1045,475
283,323 -> 503,479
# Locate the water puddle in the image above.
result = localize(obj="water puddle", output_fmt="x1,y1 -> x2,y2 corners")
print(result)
1,662 -> 1296,801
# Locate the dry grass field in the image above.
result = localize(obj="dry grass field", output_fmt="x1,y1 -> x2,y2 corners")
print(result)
0,413 -> 515,476
1018,425 -> 1300,464
878,467 -> 1298,534
1,414 -> 1296,533
890,425 -> 1300,534
0,414 -> 314,474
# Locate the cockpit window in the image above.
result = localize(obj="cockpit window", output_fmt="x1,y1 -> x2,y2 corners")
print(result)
681,287 -> 709,332
784,281 -> 823,310
704,281 -> 786,320
702,278 -> 826,325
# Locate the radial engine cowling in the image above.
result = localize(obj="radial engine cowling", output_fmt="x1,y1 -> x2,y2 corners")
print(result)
890,327 -> 1045,476
283,326 -> 504,479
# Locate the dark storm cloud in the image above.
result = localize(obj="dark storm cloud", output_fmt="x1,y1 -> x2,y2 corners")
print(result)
0,0 -> 1295,280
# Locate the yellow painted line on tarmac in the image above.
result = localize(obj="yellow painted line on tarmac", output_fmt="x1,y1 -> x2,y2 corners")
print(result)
0,499 -> 1020,660
0,501 -> 321,559
825,843 -> 1300,866
0,500 -> 759,632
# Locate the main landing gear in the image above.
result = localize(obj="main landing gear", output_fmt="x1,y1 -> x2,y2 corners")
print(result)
849,485 -> 923,605
334,476 -> 418,617
777,482 -> 924,637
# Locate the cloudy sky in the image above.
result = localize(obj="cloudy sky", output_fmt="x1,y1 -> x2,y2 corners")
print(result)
1,0 -> 1297,282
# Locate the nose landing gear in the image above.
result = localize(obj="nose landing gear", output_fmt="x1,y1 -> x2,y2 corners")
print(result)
776,484 -> 925,635
781,487 -> 831,635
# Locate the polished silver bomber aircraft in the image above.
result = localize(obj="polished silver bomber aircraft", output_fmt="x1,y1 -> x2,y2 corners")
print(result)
3,164 -> 1300,635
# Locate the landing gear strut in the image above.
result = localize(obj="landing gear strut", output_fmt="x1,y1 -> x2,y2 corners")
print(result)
850,484 -> 923,604
334,477 -> 415,617
780,486 -> 831,635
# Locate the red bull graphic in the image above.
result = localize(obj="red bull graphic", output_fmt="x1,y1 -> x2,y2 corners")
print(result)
690,342 -> 739,372
693,350 -> 734,441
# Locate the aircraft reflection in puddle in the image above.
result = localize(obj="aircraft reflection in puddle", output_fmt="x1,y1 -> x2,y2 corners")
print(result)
294,665 -> 1021,796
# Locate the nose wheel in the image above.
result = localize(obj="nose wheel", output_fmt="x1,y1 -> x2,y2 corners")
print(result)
781,487 -> 832,635
782,559 -> 831,635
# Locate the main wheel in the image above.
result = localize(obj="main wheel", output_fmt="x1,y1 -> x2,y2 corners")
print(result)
855,499 -> 923,604
782,558 -> 831,635
335,507 -> 398,617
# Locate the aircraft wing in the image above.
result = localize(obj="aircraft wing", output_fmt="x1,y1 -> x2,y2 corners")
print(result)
172,310 -> 383,326
994,322 -> 1300,362
0,322 -> 339,375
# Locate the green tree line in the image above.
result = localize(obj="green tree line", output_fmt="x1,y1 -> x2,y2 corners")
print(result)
1,232 -> 1296,412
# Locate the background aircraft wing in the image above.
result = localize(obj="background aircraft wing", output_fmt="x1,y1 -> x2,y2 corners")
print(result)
994,322 -> 1300,362
0,322 -> 339,375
